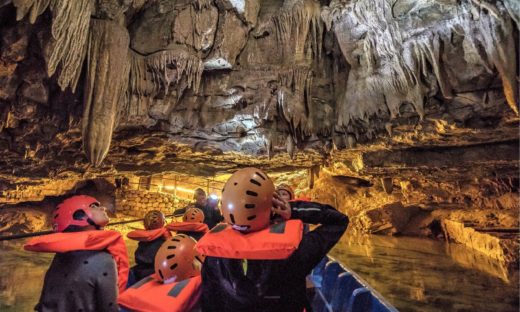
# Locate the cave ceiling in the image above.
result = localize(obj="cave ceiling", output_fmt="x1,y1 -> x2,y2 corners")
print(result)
0,0 -> 518,191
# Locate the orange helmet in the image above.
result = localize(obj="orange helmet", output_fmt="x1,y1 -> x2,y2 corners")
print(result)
154,234 -> 202,284
276,183 -> 294,200
144,210 -> 165,230
221,168 -> 274,232
183,207 -> 205,223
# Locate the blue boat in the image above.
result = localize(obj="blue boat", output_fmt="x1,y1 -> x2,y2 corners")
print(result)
309,256 -> 398,312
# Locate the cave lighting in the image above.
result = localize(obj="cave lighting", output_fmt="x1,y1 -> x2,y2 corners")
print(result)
162,185 -> 195,193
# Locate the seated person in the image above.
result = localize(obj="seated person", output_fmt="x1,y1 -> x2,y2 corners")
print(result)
118,234 -> 204,312
25,195 -> 129,312
166,207 -> 209,241
127,210 -> 170,283
197,168 -> 349,312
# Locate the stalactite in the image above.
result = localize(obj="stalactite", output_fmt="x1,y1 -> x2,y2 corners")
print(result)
329,0 -> 518,135
83,19 -> 130,167
129,50 -> 203,97
194,0 -> 213,10
13,0 -> 92,91
464,1 -> 518,114
273,0 -> 322,63
277,66 -> 314,145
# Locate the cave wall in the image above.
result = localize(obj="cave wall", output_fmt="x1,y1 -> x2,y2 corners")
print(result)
115,188 -> 180,218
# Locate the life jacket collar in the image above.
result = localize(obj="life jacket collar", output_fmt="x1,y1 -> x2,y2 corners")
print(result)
196,220 -> 303,260
24,230 -> 129,293
127,227 -> 171,242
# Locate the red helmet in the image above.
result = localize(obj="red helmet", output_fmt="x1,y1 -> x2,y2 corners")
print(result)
53,195 -> 100,232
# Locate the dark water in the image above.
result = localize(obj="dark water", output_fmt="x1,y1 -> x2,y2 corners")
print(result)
0,235 -> 518,311
330,235 -> 519,312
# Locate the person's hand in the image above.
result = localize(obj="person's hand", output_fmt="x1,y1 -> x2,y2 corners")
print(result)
272,192 -> 291,220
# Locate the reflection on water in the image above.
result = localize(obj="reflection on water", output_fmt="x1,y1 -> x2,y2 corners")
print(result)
0,235 -> 518,311
331,235 -> 519,312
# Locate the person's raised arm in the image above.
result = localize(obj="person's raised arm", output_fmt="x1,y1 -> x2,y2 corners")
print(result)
277,199 -> 349,277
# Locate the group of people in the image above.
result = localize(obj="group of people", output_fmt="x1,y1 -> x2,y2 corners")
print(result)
25,168 -> 349,312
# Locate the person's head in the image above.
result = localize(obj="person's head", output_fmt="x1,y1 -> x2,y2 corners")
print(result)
207,194 -> 219,208
183,207 -> 205,223
193,188 -> 206,207
154,234 -> 203,284
276,183 -> 294,201
53,195 -> 109,232
220,167 -> 274,233
144,210 -> 165,230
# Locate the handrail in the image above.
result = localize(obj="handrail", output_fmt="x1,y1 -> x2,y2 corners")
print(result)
0,212 -> 181,242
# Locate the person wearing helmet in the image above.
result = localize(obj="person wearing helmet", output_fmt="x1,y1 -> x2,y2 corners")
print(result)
127,210 -> 170,284
175,187 -> 207,217
276,183 -> 311,233
118,234 -> 204,312
165,207 -> 209,241
197,168 -> 349,312
24,195 -> 129,312
276,183 -> 294,202
187,188 -> 223,230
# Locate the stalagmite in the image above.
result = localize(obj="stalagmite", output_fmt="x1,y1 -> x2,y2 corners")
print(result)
82,19 -> 130,167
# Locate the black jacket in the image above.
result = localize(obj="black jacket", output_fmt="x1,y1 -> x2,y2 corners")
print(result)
130,237 -> 166,282
200,204 -> 223,230
177,230 -> 205,241
200,201 -> 349,312
36,250 -> 118,312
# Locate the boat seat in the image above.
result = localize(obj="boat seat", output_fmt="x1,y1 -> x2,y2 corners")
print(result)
311,256 -> 329,288
330,272 -> 356,311
322,261 -> 345,302
311,260 -> 342,312
345,287 -> 371,312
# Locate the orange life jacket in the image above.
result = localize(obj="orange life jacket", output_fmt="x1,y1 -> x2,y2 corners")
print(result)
127,227 -> 171,242
196,220 -> 303,260
118,275 -> 201,312
165,222 -> 209,234
24,230 -> 129,293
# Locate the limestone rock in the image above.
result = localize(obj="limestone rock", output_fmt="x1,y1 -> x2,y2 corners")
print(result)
353,201 -> 421,235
